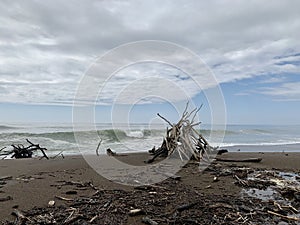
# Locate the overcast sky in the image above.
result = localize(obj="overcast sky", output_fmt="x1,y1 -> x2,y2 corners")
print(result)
0,0 -> 300,124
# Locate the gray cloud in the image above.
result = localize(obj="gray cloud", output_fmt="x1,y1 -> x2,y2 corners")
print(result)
0,0 -> 300,104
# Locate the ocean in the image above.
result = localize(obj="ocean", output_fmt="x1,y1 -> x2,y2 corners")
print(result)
1,123 -> 300,157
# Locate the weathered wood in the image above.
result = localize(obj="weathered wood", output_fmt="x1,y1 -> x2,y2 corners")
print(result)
11,209 -> 27,221
26,139 -> 49,159
0,176 -> 13,181
96,138 -> 102,156
55,195 -> 74,201
106,148 -> 117,156
129,209 -> 144,216
51,150 -> 64,159
147,103 -> 215,163
0,196 -> 12,202
176,202 -> 197,212
142,216 -> 158,225
267,210 -> 300,221
89,215 -> 98,223
234,174 -> 248,187
216,157 -> 262,163
1,139 -> 49,159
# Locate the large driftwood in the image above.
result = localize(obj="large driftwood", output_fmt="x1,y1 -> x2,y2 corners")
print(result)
216,157 -> 262,163
146,102 -> 216,163
1,139 -> 49,159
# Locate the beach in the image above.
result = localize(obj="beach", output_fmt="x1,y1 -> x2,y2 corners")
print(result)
1,0 -> 300,224
1,152 -> 300,224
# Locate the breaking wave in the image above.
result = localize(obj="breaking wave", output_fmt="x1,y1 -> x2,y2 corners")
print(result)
0,125 -> 19,130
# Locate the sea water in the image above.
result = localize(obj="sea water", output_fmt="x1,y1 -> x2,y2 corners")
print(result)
0,123 -> 300,157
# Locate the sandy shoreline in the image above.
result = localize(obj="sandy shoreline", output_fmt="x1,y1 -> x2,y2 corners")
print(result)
1,152 -> 300,224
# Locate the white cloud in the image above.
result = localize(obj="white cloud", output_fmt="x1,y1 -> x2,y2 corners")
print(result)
260,82 -> 300,101
259,76 -> 287,84
0,0 -> 300,105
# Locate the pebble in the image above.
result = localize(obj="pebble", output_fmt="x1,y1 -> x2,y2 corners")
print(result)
48,200 -> 55,207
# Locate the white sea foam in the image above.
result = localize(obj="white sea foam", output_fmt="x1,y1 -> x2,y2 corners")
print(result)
0,123 -> 300,156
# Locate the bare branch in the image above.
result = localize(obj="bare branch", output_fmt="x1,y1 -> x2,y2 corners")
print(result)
96,138 -> 102,156
157,113 -> 173,127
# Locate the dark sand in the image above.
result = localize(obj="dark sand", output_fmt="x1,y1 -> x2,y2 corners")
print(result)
0,152 -> 300,224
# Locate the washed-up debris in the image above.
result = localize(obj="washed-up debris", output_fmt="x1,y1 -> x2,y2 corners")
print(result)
216,157 -> 262,163
106,148 -> 117,156
267,210 -> 300,222
51,180 -> 99,191
142,216 -> 158,225
0,176 -> 13,181
129,208 -> 144,216
4,178 -> 297,225
2,160 -> 300,224
48,200 -> 55,207
0,196 -> 13,202
0,139 -> 48,159
11,209 -> 29,223
146,102 -> 217,164
55,196 -> 74,202
50,151 -> 65,159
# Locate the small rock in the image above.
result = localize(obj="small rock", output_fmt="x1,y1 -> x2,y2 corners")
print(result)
48,200 -> 55,207
213,176 -> 219,182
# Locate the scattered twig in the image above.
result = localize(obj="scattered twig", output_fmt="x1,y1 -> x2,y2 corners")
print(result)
267,210 -> 300,221
11,209 -> 30,223
0,176 -> 13,181
176,202 -> 197,212
55,195 -> 74,202
89,215 -> 98,223
234,174 -> 248,187
142,216 -> 158,225
51,150 -> 64,159
96,138 -> 102,156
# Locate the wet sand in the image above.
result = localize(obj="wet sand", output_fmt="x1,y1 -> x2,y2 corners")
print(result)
0,152 -> 300,224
